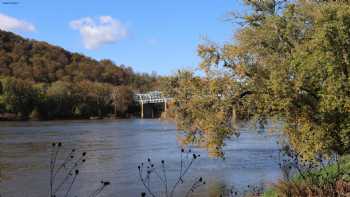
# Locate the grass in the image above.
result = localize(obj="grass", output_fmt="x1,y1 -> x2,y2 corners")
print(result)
262,188 -> 278,197
296,154 -> 350,183
263,155 -> 350,197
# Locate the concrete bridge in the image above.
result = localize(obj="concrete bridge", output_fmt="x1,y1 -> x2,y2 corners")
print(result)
133,91 -> 172,118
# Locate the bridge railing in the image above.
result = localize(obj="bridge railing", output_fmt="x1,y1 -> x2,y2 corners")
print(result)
133,91 -> 172,104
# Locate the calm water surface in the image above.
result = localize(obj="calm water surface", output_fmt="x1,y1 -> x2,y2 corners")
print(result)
0,119 -> 282,197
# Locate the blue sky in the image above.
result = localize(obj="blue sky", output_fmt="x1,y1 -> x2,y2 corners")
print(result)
0,0 -> 246,75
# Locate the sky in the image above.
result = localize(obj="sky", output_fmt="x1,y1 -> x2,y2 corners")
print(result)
0,0 -> 246,75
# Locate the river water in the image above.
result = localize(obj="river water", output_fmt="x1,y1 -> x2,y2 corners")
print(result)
0,119 -> 282,197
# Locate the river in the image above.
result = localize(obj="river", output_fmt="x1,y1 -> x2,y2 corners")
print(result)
0,119 -> 282,197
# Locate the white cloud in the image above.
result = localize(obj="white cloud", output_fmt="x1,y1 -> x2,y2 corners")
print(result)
0,13 -> 36,32
70,16 -> 128,50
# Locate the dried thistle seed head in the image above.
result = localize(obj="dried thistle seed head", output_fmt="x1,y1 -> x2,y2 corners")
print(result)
58,142 -> 62,147
181,148 -> 184,153
75,170 -> 79,174
192,154 -> 197,159
141,192 -> 146,197
199,177 -> 203,182
161,160 -> 164,164
82,152 -> 87,156
103,181 -> 110,186
147,158 -> 151,162
52,142 -> 56,147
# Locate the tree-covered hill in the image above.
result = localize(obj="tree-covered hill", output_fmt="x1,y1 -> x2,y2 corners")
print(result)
0,30 -> 159,120
0,29 -> 157,89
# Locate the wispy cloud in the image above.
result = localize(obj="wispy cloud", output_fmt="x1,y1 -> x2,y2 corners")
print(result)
70,16 -> 128,50
0,13 -> 36,32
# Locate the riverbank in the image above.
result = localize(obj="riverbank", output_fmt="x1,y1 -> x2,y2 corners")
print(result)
263,155 -> 350,197
0,112 -> 140,121
0,103 -> 175,121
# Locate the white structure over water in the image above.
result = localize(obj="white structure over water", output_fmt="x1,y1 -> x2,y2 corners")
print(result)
133,91 -> 172,118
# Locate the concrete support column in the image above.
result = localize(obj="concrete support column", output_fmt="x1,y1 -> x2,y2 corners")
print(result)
164,100 -> 167,112
141,101 -> 144,119
164,100 -> 167,118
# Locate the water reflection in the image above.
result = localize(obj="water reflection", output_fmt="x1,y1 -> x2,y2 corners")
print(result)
0,119 -> 282,196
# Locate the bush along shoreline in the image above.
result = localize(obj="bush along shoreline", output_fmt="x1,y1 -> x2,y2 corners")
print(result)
262,146 -> 350,197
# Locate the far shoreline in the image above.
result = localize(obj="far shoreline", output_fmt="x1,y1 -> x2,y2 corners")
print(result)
0,114 -> 175,122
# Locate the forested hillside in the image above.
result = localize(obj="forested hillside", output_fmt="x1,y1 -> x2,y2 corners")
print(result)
0,30 -> 158,89
0,30 -> 159,120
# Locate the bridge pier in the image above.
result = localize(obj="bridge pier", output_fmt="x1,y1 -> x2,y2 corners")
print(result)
163,100 -> 167,118
140,101 -> 144,119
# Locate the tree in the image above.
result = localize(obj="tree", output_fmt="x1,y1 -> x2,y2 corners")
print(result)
0,77 -> 38,118
164,70 -> 240,157
91,82 -> 112,117
46,81 -> 77,118
170,0 -> 350,159
31,83 -> 49,119
111,85 -> 133,117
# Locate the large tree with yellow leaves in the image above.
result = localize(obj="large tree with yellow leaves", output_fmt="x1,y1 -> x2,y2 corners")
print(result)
167,0 -> 350,158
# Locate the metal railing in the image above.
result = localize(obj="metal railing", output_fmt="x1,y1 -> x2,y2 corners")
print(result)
134,91 -> 172,104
